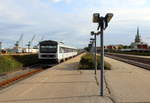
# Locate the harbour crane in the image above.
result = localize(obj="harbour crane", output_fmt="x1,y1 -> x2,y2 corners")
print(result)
26,35 -> 36,53
38,35 -> 44,44
14,34 -> 23,53
15,34 -> 23,48
32,35 -> 45,50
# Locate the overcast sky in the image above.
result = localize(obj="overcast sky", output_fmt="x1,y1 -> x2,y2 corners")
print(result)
0,0 -> 150,48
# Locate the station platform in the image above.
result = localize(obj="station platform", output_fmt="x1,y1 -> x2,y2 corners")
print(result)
105,56 -> 150,103
0,54 -> 112,103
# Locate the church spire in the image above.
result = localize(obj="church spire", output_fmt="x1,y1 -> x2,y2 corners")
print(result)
137,27 -> 139,36
135,27 -> 141,43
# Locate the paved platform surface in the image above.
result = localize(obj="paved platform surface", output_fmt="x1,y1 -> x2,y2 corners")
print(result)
105,57 -> 150,103
0,54 -> 113,103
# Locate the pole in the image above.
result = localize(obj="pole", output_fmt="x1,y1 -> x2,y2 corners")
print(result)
100,27 -> 104,96
93,13 -> 113,96
94,34 -> 97,75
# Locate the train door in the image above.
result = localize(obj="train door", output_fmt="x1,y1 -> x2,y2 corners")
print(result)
59,46 -> 64,61
61,47 -> 65,61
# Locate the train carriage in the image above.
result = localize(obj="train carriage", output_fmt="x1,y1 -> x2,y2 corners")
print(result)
38,40 -> 78,63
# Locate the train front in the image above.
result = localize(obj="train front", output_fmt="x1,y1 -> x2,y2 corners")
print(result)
38,40 -> 58,64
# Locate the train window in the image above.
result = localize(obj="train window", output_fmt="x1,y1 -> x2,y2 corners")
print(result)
59,47 -> 76,53
40,45 -> 57,53
41,46 -> 57,48
65,48 -> 67,53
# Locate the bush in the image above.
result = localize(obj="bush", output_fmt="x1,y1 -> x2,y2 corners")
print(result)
12,54 -> 39,66
79,53 -> 111,70
0,54 -> 39,74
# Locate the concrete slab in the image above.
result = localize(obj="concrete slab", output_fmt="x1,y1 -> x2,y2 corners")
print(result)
0,54 -> 113,103
105,57 -> 150,103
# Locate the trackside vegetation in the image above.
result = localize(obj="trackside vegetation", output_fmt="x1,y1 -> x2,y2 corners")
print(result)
79,53 -> 111,70
0,54 -> 39,74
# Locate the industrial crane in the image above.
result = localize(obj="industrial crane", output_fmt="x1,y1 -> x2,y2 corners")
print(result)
32,35 -> 45,50
26,35 -> 36,53
15,34 -> 23,48
14,34 -> 23,53
37,35 -> 44,45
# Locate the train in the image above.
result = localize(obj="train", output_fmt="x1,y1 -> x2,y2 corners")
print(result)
38,40 -> 78,64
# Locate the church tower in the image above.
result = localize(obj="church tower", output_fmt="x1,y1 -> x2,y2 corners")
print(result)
135,27 -> 141,43
130,27 -> 148,49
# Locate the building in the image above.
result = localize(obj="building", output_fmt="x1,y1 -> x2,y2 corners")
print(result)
130,27 -> 148,50
96,45 -> 123,52
106,45 -> 123,50
5,46 -> 23,53
22,48 -> 38,53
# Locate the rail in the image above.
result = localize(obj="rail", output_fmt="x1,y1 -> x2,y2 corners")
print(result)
105,53 -> 150,70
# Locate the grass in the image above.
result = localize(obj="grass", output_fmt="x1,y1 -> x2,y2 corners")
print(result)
0,54 -> 39,74
79,53 -> 111,70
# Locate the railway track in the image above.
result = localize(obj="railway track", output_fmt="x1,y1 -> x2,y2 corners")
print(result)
0,63 -> 52,89
0,54 -> 79,89
105,53 -> 150,70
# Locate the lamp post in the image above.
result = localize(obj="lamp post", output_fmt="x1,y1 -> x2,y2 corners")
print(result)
89,40 -> 93,53
90,38 -> 94,53
92,13 -> 113,96
91,31 -> 98,75
90,38 -> 96,74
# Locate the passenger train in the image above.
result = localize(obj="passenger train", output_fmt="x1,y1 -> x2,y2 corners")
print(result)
38,40 -> 78,63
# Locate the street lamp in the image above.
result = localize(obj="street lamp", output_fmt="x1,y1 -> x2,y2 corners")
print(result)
90,40 -> 93,45
91,31 -> 99,75
90,38 -> 94,53
93,13 -> 113,96
90,38 -> 94,41
90,37 -> 96,74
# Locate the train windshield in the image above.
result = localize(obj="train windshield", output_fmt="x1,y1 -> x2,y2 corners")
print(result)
40,45 -> 57,53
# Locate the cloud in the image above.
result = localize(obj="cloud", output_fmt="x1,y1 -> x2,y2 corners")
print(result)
0,1 -> 26,22
0,22 -> 32,31
0,38 -> 16,49
50,0 -> 71,3
0,0 -> 150,48
100,0 -> 148,8
126,0 -> 147,5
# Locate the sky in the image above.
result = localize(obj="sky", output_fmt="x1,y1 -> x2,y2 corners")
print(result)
0,0 -> 150,48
